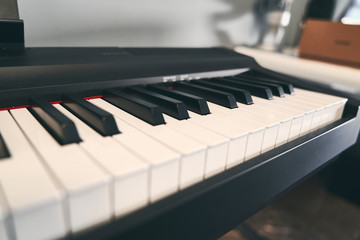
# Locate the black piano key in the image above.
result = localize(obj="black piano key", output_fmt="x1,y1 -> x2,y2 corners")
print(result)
29,98 -> 82,145
172,82 -> 238,109
62,95 -> 120,136
232,76 -> 285,98
0,133 -> 10,159
191,80 -> 253,105
127,86 -> 189,120
240,75 -> 295,95
212,78 -> 274,100
103,89 -> 165,126
147,84 -> 210,115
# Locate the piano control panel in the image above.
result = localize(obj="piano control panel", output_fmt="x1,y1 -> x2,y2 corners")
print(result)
0,48 -> 359,240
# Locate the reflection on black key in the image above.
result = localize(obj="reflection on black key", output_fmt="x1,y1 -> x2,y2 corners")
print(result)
191,80 -> 253,105
242,76 -> 295,95
172,82 -> 237,109
103,89 -> 165,126
147,84 -> 210,115
29,98 -> 82,145
233,76 -> 285,98
62,95 -> 120,136
127,87 -> 189,120
0,133 -> 10,159
213,78 -> 274,100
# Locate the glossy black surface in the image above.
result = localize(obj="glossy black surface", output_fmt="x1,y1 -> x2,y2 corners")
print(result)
62,95 -> 120,136
127,87 -> 189,120
103,89 -> 165,126
0,20 -> 24,48
0,48 -> 257,109
0,133 -> 10,159
172,82 -> 238,109
192,79 -> 253,105
233,76 -> 285,98
214,77 -> 274,100
28,98 -> 81,145
147,85 -> 210,115
240,72 -> 295,95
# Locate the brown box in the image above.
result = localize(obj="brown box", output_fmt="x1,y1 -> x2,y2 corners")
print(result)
299,19 -> 360,68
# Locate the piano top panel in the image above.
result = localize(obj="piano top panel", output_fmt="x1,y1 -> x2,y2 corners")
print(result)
0,47 -> 257,109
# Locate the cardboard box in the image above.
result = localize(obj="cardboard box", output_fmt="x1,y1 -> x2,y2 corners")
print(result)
299,19 -> 360,68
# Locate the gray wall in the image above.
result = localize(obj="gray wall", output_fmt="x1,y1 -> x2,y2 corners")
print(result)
18,0 -> 258,47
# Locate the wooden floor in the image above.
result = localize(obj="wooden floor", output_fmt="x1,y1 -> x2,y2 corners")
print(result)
219,175 -> 360,240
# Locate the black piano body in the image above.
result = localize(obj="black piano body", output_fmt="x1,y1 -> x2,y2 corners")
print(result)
0,47 -> 359,240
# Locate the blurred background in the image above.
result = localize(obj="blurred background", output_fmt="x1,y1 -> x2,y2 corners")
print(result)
17,0 -> 356,50
16,0 -> 360,92
12,0 -> 360,239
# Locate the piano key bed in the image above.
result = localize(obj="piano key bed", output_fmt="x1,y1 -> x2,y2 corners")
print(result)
0,48 -> 359,240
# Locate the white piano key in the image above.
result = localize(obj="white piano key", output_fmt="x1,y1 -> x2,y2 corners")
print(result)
0,110 -> 66,240
251,89 -> 340,137
113,129 -> 179,202
239,105 -> 292,149
89,99 -> 181,201
272,94 -> 323,133
275,88 -> 346,132
250,96 -> 305,144
276,99 -> 317,136
91,98 -> 206,190
309,108 -> 323,131
54,104 -> 150,217
10,109 -> 112,233
294,88 -> 347,124
188,109 -> 264,164
295,88 -> 345,103
187,112 -> 250,171
163,114 -> 229,178
0,185 -> 10,240
240,101 -> 293,148
288,94 -> 330,131
292,91 -> 334,125
112,124 -> 179,202
208,102 -> 281,154
256,89 -> 346,140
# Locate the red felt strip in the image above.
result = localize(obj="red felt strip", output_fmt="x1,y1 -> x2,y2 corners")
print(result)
0,95 -> 104,111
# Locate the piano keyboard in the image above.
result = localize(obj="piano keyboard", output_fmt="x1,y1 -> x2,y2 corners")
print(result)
0,73 -> 348,240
